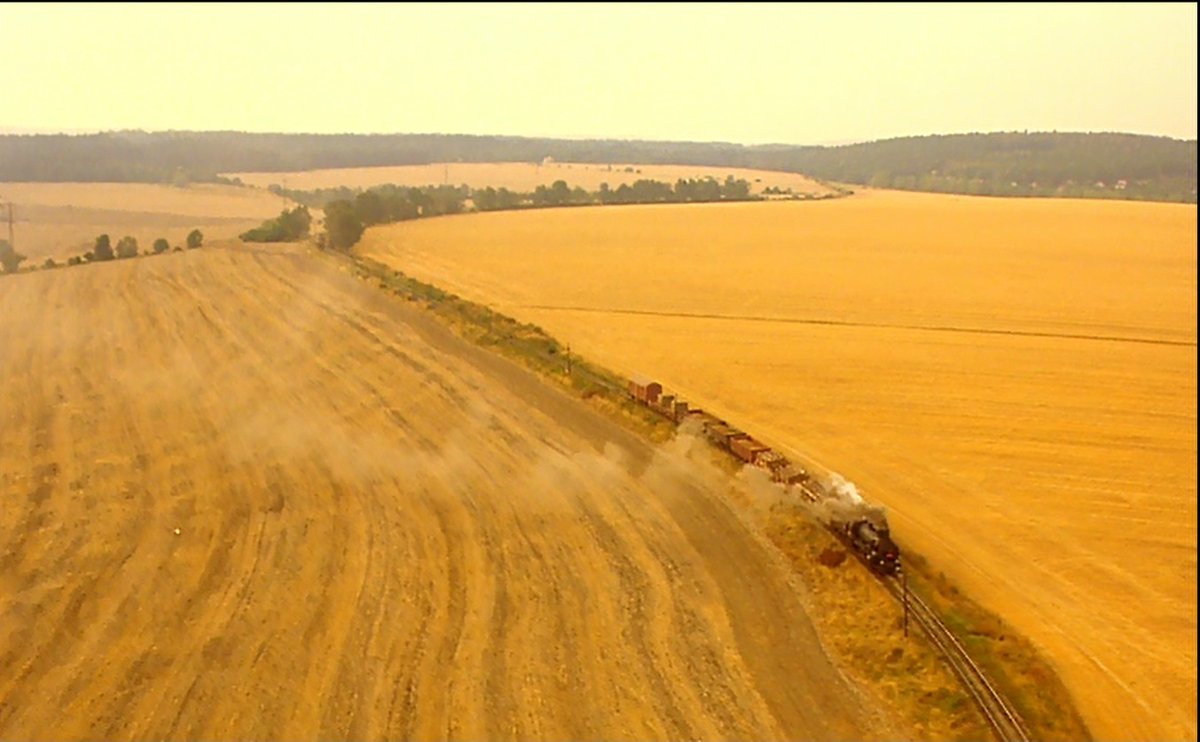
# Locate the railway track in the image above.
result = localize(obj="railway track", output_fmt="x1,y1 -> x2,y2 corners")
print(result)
879,575 -> 1033,742
794,481 -> 1031,742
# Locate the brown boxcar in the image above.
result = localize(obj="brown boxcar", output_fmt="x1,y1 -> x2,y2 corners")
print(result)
627,375 -> 662,405
730,437 -> 771,464
707,424 -> 747,450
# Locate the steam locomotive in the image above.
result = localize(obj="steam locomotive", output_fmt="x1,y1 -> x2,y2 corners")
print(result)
627,375 -> 902,576
842,515 -> 901,575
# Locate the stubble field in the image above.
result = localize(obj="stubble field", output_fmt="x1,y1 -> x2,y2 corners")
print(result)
358,189 -> 1199,741
0,243 -> 892,740
0,183 -> 290,262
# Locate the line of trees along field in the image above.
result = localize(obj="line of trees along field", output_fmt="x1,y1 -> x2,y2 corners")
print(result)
1,131 -> 1193,202
294,176 -> 761,250
0,229 -> 204,276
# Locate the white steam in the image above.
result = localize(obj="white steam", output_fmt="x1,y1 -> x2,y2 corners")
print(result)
826,472 -> 864,505
731,463 -> 888,530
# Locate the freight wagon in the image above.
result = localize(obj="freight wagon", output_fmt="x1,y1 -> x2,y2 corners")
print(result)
626,374 -> 899,575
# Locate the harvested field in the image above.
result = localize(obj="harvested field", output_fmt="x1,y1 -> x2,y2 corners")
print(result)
227,161 -> 834,196
0,243 -> 893,740
359,189 -> 1199,741
0,183 -> 291,262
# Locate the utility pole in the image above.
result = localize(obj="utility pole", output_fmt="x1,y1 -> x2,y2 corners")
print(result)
565,343 -> 572,375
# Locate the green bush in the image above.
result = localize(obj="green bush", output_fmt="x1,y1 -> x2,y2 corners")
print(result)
240,206 -> 311,242
115,235 -> 139,259
0,239 -> 26,274
93,234 -> 114,261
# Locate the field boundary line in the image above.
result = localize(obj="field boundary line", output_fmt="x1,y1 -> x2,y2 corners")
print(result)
517,304 -> 1197,347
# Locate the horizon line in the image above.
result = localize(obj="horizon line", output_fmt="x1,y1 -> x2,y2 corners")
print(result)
0,127 -> 1195,148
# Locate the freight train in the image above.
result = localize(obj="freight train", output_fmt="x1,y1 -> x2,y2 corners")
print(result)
627,375 -> 902,576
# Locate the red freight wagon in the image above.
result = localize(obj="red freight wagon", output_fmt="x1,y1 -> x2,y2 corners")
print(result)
730,437 -> 771,464
627,375 -> 662,405
707,424 -> 747,449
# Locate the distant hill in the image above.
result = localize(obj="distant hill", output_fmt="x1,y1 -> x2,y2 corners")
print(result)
748,132 -> 1197,203
1,130 -> 1194,203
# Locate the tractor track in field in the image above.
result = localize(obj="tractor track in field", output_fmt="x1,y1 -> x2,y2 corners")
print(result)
0,244 -> 897,740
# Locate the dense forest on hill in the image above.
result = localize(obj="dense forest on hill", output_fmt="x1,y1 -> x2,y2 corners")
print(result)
750,132 -> 1197,202
1,130 -> 1194,203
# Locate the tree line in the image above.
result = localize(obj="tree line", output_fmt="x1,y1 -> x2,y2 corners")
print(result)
3,173 -> 758,272
0,229 -> 204,276
324,184 -> 470,250
315,176 -> 758,250
2,130 -> 1192,203
472,176 -> 753,210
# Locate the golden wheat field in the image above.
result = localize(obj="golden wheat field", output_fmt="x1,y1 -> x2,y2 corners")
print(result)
358,189 -> 1199,741
0,183 -> 291,262
227,161 -> 834,196
0,242 -> 898,740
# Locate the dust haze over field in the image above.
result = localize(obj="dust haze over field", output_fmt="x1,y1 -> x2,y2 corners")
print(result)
2,2 -> 1195,739
359,189 -> 1199,741
0,244 -> 895,740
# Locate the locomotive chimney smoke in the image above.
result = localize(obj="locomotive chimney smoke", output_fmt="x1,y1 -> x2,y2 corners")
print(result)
827,472 -> 864,505
808,496 -> 861,525
806,471 -> 886,525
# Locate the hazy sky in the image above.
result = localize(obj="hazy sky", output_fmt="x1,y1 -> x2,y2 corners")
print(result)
3,2 -> 1196,144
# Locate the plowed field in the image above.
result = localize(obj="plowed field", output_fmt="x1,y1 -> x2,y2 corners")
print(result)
0,244 -> 889,740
